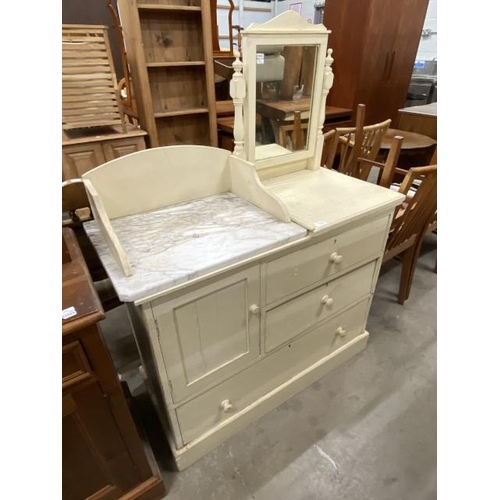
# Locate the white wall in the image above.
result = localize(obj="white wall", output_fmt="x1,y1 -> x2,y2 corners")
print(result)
416,0 -> 437,61
215,0 -> 320,52
216,1 -> 275,52
275,0 -> 318,24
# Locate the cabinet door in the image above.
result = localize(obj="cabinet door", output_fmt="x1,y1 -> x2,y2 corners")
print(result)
385,0 -> 429,121
151,266 -> 261,403
102,137 -> 146,161
62,144 -> 106,180
62,381 -> 142,499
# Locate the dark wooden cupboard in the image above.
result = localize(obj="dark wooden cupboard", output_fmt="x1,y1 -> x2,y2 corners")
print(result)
62,228 -> 166,500
323,0 -> 429,125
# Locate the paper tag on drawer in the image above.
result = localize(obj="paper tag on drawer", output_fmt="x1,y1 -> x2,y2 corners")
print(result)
62,306 -> 77,320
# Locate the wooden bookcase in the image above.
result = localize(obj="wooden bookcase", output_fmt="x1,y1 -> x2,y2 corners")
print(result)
117,0 -> 217,147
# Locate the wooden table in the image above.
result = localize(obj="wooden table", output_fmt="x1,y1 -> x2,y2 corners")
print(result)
62,227 -> 166,500
215,99 -> 236,117
256,98 -> 313,121
379,127 -> 437,168
396,102 -> 437,140
217,104 -> 353,151
380,128 -> 436,150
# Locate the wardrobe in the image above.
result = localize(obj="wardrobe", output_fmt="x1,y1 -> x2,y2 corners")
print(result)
324,0 -> 429,125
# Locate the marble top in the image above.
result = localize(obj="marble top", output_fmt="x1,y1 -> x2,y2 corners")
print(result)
84,192 -> 307,303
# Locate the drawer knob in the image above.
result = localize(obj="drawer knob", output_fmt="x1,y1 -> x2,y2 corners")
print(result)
321,295 -> 334,307
249,304 -> 260,316
336,327 -> 347,337
220,399 -> 234,413
329,252 -> 343,264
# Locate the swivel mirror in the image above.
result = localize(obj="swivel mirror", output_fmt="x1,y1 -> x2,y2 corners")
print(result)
230,11 -> 333,173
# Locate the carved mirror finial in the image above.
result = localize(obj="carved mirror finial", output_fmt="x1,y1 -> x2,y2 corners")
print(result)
230,51 -> 246,159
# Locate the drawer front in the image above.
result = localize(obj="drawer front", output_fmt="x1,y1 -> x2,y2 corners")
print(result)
62,341 -> 92,389
176,298 -> 371,444
266,216 -> 389,304
265,260 -> 376,352
153,265 -> 261,403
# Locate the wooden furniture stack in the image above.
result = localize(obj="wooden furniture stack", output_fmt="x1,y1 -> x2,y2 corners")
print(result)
62,24 -> 148,180
323,0 -> 429,125
62,228 -> 166,499
116,0 -> 218,147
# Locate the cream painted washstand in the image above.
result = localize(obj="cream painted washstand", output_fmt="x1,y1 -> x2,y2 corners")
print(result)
82,12 -> 404,470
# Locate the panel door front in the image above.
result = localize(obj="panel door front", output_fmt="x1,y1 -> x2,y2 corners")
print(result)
102,137 -> 146,161
62,143 -> 106,180
152,266 -> 261,402
62,380 -> 141,499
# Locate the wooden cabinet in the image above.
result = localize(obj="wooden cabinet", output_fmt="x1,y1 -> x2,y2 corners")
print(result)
323,0 -> 429,125
116,0 -> 217,148
62,228 -> 166,500
62,124 -> 147,180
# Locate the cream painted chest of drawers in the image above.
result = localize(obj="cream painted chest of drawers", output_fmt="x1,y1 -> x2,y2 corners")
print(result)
82,12 -> 404,470
137,212 -> 391,459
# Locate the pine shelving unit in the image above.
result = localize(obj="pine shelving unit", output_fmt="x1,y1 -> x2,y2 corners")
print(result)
117,0 -> 218,147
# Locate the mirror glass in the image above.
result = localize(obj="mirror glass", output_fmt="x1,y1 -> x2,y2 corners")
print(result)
254,44 -> 318,161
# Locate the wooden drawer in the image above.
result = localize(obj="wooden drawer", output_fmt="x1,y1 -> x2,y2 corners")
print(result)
265,260 -> 377,352
62,340 -> 92,389
175,298 -> 371,445
266,216 -> 389,304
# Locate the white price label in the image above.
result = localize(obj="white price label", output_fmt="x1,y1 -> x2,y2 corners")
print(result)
62,306 -> 77,320
256,53 -> 265,65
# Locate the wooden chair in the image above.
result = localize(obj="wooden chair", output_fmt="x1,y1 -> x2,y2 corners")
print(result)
62,179 -> 121,311
382,164 -> 437,304
322,104 -> 392,180
322,127 -> 404,189
321,127 -> 337,169
278,111 -> 309,151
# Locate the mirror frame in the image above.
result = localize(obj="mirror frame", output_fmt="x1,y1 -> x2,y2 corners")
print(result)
236,11 -> 332,171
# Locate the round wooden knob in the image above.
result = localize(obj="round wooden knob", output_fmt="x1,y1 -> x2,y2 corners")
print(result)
249,304 -> 260,316
329,252 -> 343,264
336,327 -> 347,337
220,399 -> 233,413
321,295 -> 334,307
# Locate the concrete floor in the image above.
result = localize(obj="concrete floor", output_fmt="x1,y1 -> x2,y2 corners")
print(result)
101,232 -> 437,500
